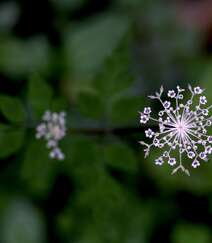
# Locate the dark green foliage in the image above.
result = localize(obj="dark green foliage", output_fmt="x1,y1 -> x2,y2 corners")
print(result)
20,139 -> 58,198
0,95 -> 26,123
0,125 -> 25,158
78,92 -> 105,119
28,75 -> 53,119
0,95 -> 26,158
0,0 -> 212,242
0,37 -> 51,78
171,224 -> 211,243
104,142 -> 138,172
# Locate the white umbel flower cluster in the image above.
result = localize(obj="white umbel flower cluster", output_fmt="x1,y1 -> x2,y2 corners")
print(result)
139,85 -> 212,176
36,111 -> 66,160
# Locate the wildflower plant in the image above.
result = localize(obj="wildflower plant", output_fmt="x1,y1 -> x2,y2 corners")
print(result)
139,85 -> 212,176
36,111 -> 66,160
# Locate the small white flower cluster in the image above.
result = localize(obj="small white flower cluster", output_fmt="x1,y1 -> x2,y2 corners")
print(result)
36,111 -> 66,160
139,85 -> 212,176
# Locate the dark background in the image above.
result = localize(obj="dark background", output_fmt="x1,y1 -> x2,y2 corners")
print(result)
0,0 -> 212,242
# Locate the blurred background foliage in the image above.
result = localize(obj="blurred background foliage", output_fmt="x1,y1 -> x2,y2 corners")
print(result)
0,0 -> 212,242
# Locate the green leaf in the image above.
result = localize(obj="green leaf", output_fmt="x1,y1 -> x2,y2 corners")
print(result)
63,13 -> 130,82
76,35 -> 135,121
110,96 -> 143,124
51,96 -> 68,112
20,139 -> 57,197
104,142 -> 138,172
0,36 -> 51,78
77,92 -> 104,119
61,135 -> 104,187
172,224 -> 211,243
0,124 -> 25,158
60,176 -> 150,243
76,227 -> 103,243
1,199 -> 46,243
0,95 -> 26,123
28,75 -> 53,119
94,36 -> 133,98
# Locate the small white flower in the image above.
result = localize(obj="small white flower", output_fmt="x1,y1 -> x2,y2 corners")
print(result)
202,109 -> 209,116
36,111 -> 66,161
205,146 -> 212,154
145,129 -> 154,138
159,111 -> 164,117
36,124 -> 46,139
140,113 -> 149,124
153,138 -> 160,146
47,140 -> 57,148
208,136 -> 212,144
144,107 -> 151,114
163,151 -> 169,157
194,86 -> 203,94
200,96 -> 207,105
168,158 -> 176,166
206,120 -> 212,126
50,147 -> 65,161
188,151 -> 195,159
178,94 -> 184,100
168,90 -> 176,98
192,160 -> 200,168
155,157 -> 164,166
199,152 -> 207,160
43,110 -> 52,121
187,100 -> 192,105
163,101 -> 171,109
